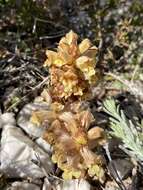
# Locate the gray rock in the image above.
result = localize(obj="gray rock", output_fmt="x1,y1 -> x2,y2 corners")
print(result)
0,122 -> 53,178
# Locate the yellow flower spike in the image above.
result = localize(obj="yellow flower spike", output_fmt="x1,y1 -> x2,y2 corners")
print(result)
40,31 -> 106,181
44,31 -> 99,100
39,105 -> 105,181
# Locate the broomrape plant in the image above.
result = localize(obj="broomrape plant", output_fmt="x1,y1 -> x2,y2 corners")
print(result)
103,98 -> 143,163
31,102 -> 106,181
44,30 -> 99,101
30,31 -> 106,182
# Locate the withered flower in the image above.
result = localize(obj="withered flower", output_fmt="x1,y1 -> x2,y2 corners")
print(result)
44,30 -> 98,101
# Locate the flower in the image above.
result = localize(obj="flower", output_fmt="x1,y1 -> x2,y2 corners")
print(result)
44,30 -> 98,101
30,31 -> 106,182
31,102 -> 106,182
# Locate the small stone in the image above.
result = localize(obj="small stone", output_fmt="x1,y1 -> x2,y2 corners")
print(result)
1,123 -> 53,178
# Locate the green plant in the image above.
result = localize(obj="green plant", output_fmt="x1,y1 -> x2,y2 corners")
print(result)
103,98 -> 143,163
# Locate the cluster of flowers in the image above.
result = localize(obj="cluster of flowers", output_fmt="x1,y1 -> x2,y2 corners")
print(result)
31,31 -> 106,182
44,30 -> 99,101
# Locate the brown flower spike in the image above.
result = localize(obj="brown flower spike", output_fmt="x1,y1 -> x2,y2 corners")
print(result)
31,102 -> 106,182
30,31 -> 106,182
44,30 -> 98,101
